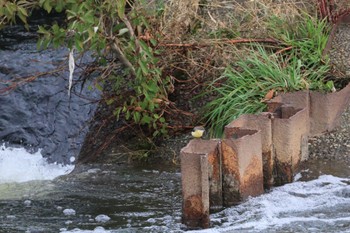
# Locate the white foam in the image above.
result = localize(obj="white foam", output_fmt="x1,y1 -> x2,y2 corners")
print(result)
190,175 -> 350,233
0,144 -> 74,183
95,214 -> 111,223
63,209 -> 76,216
60,227 -> 111,233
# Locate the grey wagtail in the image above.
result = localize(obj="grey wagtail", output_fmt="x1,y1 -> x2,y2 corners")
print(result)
191,126 -> 205,139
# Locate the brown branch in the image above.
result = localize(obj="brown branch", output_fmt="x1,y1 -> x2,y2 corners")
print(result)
275,46 -> 293,55
224,38 -> 280,44
159,42 -> 206,48
111,39 -> 136,77
159,38 -> 281,48
0,67 -> 65,95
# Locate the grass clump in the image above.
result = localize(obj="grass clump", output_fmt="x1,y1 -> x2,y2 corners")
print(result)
203,15 -> 333,137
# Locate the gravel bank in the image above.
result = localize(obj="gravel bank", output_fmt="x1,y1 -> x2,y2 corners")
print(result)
308,104 -> 350,161
329,22 -> 350,78
308,21 -> 350,164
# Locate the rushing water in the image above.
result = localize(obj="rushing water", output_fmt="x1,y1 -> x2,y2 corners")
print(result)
1,17 -> 350,233
0,146 -> 350,233
0,147 -> 182,233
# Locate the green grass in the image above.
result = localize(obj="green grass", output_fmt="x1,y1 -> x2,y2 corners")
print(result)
203,15 -> 332,138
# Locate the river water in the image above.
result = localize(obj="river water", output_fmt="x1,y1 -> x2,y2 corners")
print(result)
1,19 -> 350,233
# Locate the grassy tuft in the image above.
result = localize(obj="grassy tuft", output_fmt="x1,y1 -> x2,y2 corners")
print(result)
203,15 -> 332,138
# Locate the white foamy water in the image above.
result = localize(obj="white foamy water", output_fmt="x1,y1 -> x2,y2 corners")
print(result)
190,175 -> 350,233
60,227 -> 112,233
0,144 -> 74,183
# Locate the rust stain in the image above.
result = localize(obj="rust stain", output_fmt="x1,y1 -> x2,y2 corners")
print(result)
221,142 -> 239,179
221,141 -> 241,206
183,195 -> 209,228
273,160 -> 293,186
262,150 -> 274,189
240,155 -> 264,199
208,146 -> 223,208
208,150 -> 219,179
184,195 -> 203,216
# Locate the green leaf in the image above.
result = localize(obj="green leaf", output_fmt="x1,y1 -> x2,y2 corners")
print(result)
66,10 -> 77,20
141,114 -> 152,124
150,39 -> 157,47
55,0 -> 65,12
139,40 -> 153,58
75,38 -> 84,51
116,0 -> 126,19
106,98 -> 114,105
159,117 -> 166,123
153,130 -> 159,137
133,112 -> 141,123
147,82 -> 158,93
43,0 -> 52,13
95,82 -> 103,91
83,10 -> 95,24
17,10 -> 27,25
114,107 -> 122,121
118,28 -> 129,36
17,6 -> 28,17
148,101 -> 154,112
325,80 -> 335,91
138,59 -> 148,75
125,110 -> 131,120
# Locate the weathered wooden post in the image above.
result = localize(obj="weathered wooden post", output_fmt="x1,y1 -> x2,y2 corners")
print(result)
221,127 -> 264,206
225,114 -> 274,189
180,139 -> 220,229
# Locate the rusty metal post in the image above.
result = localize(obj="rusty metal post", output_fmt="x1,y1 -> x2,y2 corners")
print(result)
221,127 -> 264,206
271,105 -> 309,185
225,114 -> 273,189
267,90 -> 309,112
180,139 -> 220,229
267,91 -> 310,163
310,83 -> 350,135
206,139 -> 223,210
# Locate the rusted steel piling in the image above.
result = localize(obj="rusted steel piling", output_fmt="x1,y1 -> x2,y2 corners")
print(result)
225,114 -> 273,189
310,84 -> 350,135
222,127 -> 264,205
270,105 -> 309,185
180,83 -> 350,229
180,139 -> 219,229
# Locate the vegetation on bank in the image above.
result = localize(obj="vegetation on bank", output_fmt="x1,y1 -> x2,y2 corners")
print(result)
204,15 -> 333,137
1,0 -> 349,155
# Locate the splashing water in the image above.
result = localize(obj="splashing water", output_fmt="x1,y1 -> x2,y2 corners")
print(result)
0,144 -> 74,184
190,175 -> 350,233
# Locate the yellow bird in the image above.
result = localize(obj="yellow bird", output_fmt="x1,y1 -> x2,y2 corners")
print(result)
191,126 -> 205,139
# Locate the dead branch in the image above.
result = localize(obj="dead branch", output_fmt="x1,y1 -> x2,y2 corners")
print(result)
159,38 -> 281,48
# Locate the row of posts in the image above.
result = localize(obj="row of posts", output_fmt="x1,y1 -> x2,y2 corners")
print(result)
180,84 -> 350,229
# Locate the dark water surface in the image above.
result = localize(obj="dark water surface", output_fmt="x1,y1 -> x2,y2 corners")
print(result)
0,164 -> 182,233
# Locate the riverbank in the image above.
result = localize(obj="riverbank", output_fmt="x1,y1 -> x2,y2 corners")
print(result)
307,18 -> 350,163
298,18 -> 350,181
77,0 -> 350,166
